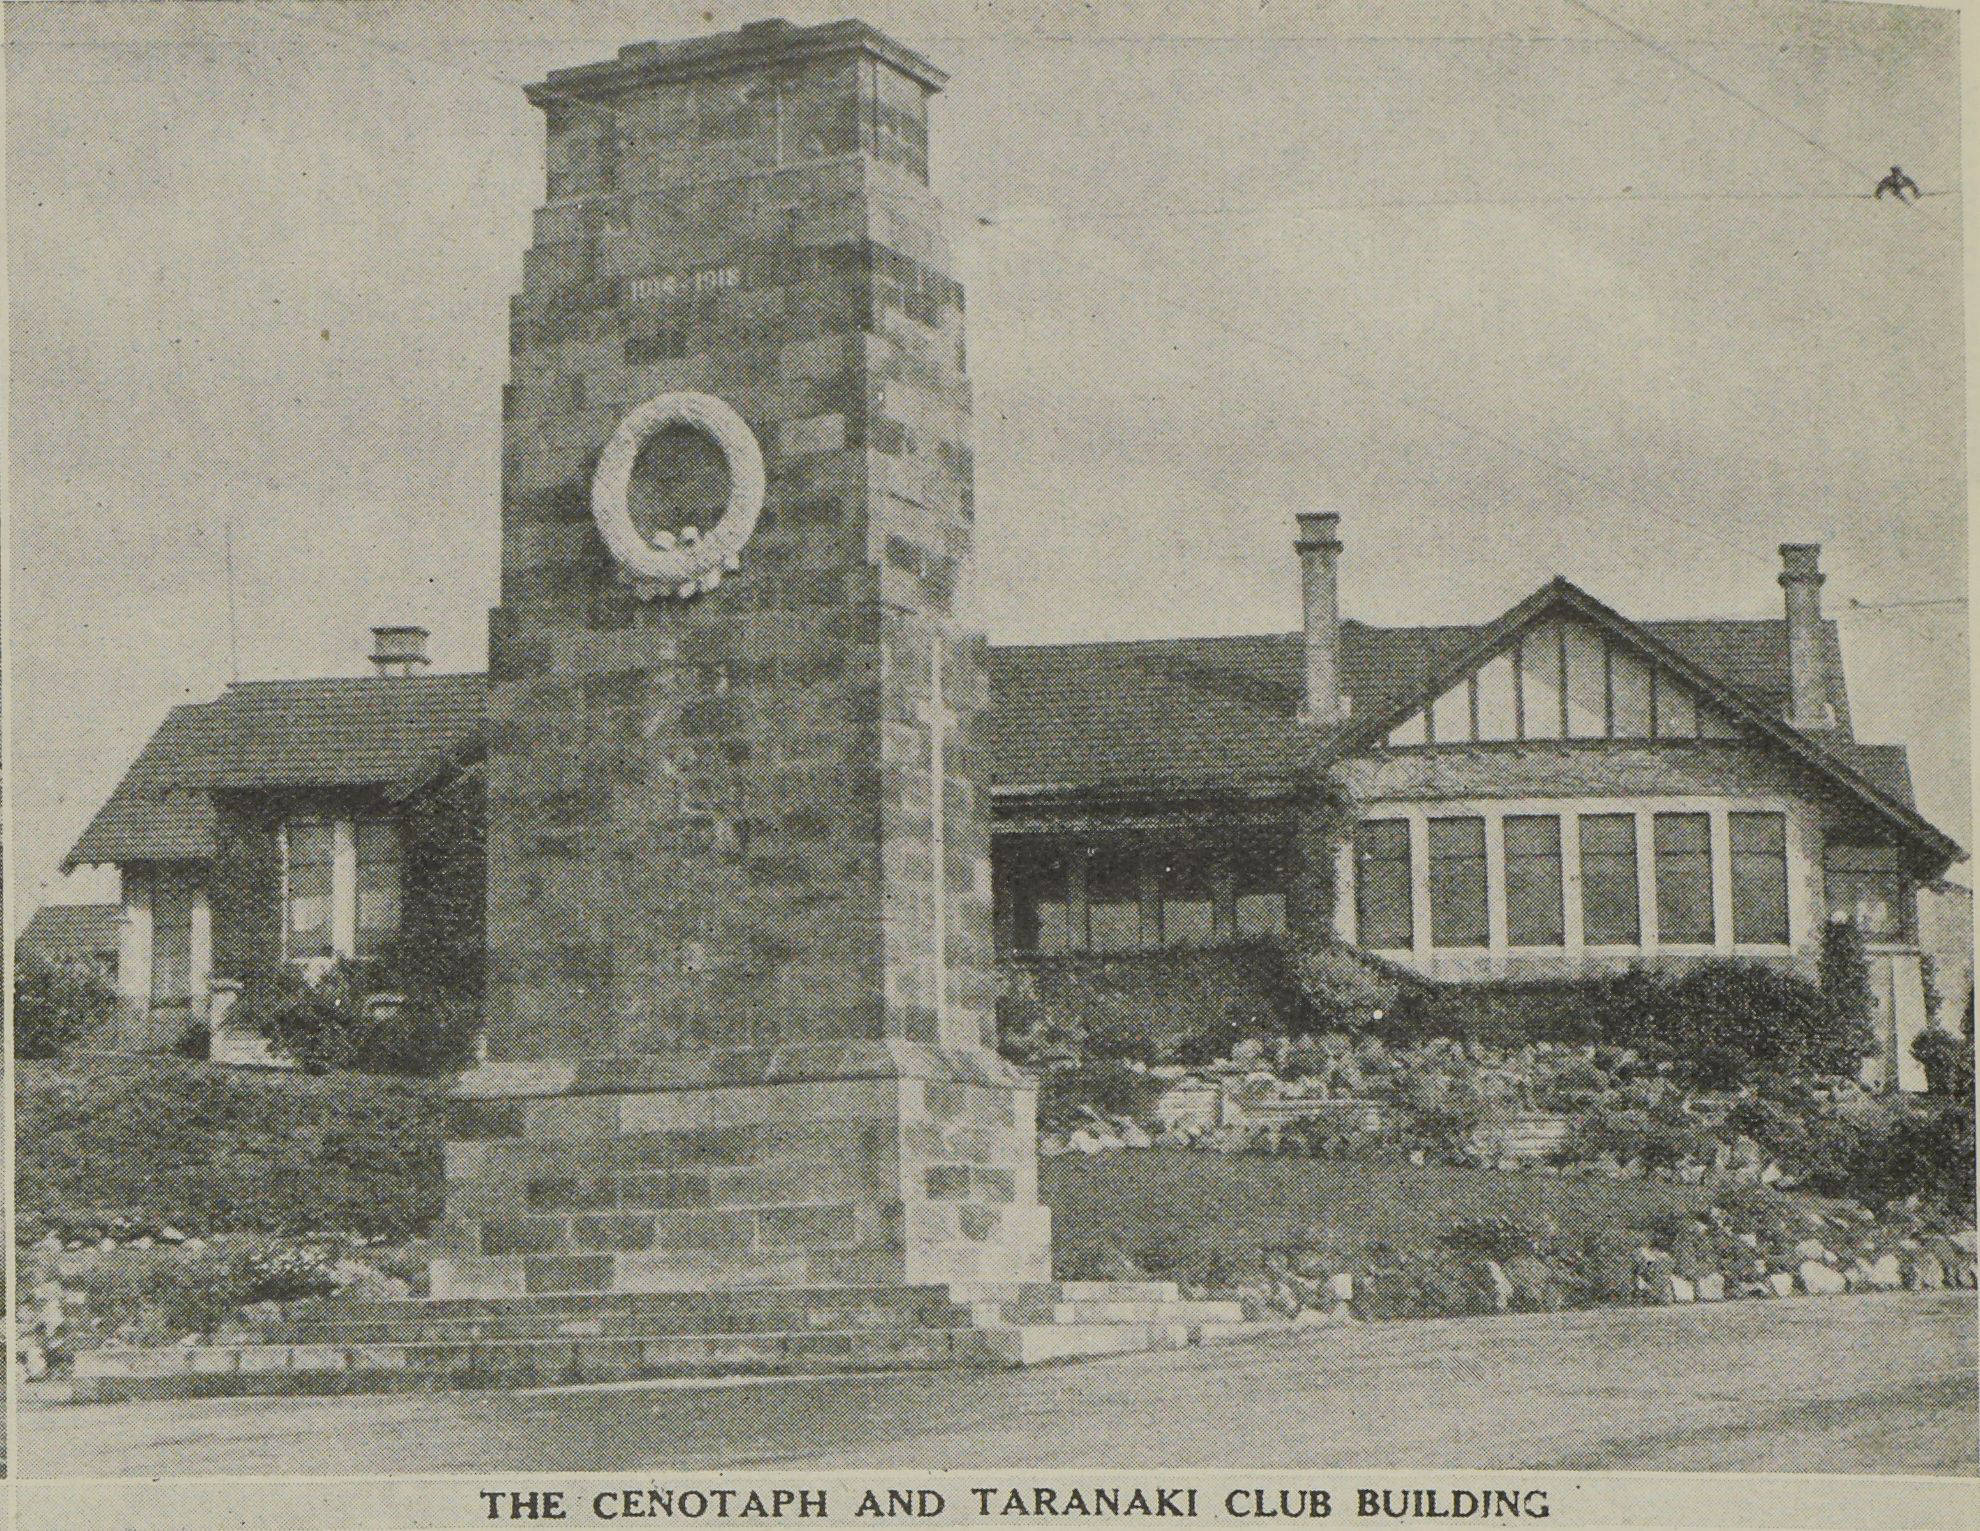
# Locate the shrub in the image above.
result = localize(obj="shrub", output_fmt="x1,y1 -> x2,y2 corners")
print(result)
13,950 -> 119,1059
1442,1217 -> 1546,1261
1637,959 -> 1865,1083
995,967 -> 1084,1071
229,961 -> 479,1077
1291,940 -> 1399,1031
1912,1026 -> 1974,1101
1813,1103 -> 1976,1214
1173,1001 -> 1269,1067
1038,1059 -> 1162,1132
1378,970 -> 1656,1050
1818,917 -> 1877,1055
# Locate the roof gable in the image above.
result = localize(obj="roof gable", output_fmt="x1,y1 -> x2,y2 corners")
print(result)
1344,578 -> 1953,863
1375,607 -> 1744,748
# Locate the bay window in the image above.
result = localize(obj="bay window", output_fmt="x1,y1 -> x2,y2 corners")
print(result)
1351,803 -> 1801,958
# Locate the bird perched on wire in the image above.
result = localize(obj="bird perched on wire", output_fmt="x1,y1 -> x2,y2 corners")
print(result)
1874,165 -> 1922,202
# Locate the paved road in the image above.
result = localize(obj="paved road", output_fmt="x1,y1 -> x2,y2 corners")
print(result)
18,1292 -> 1976,1477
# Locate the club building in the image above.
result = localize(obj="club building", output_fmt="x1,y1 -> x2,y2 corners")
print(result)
57,523 -> 1961,1087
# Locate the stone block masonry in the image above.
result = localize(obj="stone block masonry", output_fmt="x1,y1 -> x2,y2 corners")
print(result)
468,18 -> 1034,1295
434,1044 -> 1047,1297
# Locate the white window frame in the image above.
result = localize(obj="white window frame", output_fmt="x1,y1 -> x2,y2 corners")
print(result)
280,816 -> 395,966
1343,796 -> 1804,975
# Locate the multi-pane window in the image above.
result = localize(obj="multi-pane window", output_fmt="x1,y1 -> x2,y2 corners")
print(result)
1349,804 -> 1799,956
151,876 -> 195,1005
1579,814 -> 1641,945
1427,816 -> 1489,947
1354,820 -> 1414,949
1002,836 -> 1293,954
284,819 -> 337,961
355,819 -> 403,959
1730,813 -> 1790,944
1233,836 -> 1289,937
284,816 -> 402,963
1653,813 -> 1716,944
1085,843 -> 1143,952
1503,815 -> 1565,947
1158,846 -> 1216,948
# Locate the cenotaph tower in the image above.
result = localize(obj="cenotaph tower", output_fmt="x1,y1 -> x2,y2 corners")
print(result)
440,18 -> 1051,1298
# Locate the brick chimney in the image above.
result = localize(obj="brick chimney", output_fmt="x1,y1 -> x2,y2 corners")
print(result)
1296,513 -> 1345,725
370,625 -> 431,677
1778,544 -> 1832,731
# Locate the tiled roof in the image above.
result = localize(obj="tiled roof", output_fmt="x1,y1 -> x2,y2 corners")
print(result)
65,599 -> 1947,868
64,674 -> 485,869
982,615 -> 1852,794
17,903 -> 121,965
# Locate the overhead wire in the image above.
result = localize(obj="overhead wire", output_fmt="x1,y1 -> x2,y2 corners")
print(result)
238,1 -> 1942,576
1560,0 -> 1953,238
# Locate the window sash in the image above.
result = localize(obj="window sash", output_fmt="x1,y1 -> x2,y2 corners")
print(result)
1157,847 -> 1215,949
1579,813 -> 1640,944
1730,812 -> 1789,944
150,879 -> 196,1005
1427,816 -> 1488,948
1654,812 -> 1716,944
1503,815 -> 1565,947
1085,844 -> 1142,951
284,819 -> 336,961
1354,820 -> 1414,950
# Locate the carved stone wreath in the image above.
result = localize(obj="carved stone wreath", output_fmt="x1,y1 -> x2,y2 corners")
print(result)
590,391 -> 766,598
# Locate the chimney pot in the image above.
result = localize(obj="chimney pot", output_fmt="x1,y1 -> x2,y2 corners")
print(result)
370,625 -> 431,677
1295,514 -> 1345,725
1777,545 -> 1831,730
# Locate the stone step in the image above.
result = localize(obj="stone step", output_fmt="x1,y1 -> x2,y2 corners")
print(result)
71,1326 -> 1024,1403
945,1279 -> 1181,1305
1053,1281 -> 1182,1303
268,1292 -> 979,1345
296,1282 -> 968,1323
64,1279 -> 1278,1403
1048,1300 -> 1248,1325
70,1315 -> 1285,1403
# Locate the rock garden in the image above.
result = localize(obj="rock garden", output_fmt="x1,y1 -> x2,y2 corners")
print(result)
15,928 -> 1977,1384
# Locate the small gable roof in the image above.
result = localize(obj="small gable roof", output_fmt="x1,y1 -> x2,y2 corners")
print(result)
64,673 -> 485,869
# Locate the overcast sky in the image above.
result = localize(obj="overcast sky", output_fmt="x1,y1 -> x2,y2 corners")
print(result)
6,0 -> 1968,913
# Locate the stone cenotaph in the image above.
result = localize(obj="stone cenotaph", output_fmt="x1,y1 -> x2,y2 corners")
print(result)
443,15 -> 1051,1300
